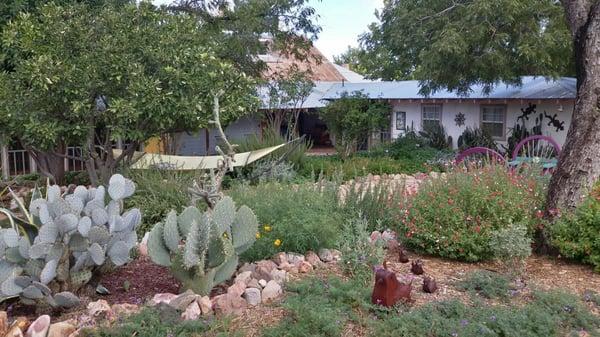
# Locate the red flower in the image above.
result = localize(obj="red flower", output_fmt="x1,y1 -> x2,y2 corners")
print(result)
474,226 -> 481,233
535,210 -> 544,219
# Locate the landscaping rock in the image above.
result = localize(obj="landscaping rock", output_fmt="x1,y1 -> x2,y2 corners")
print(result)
369,231 -> 382,243
258,279 -> 268,288
169,291 -> 198,311
198,296 -> 213,316
243,288 -> 262,306
238,263 -> 257,274
87,300 -> 112,318
299,261 -> 313,273
47,321 -> 76,337
5,326 -> 23,337
278,262 -> 298,273
318,248 -> 334,262
253,260 -> 277,281
234,271 -> 253,285
330,249 -> 342,262
270,269 -> 287,284
111,303 -> 139,317
272,252 -> 288,266
11,317 -> 29,334
212,294 -> 248,316
247,278 -> 262,289
286,253 -> 305,267
261,280 -> 282,303
0,311 -> 7,336
150,293 -> 178,306
304,251 -> 322,267
227,281 -> 247,298
26,315 -> 50,337
181,301 -> 201,321
138,232 -> 150,256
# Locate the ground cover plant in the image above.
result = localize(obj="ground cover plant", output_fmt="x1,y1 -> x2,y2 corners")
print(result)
550,182 -> 600,271
398,164 -> 548,262
455,270 -> 513,300
227,182 -> 345,261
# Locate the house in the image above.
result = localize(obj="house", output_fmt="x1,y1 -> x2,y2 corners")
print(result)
322,76 -> 576,149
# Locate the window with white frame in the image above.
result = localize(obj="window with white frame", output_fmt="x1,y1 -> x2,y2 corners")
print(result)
421,104 -> 442,130
395,111 -> 406,131
481,105 -> 506,139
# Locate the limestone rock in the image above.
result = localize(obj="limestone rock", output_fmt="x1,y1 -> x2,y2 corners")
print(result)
243,288 -> 261,306
270,269 -> 287,284
181,301 -> 201,321
212,294 -> 247,316
169,291 -> 198,311
272,252 -> 288,266
0,311 -> 8,336
258,279 -> 268,288
227,281 -> 247,298
261,280 -> 282,303
150,293 -> 178,306
198,296 -> 213,316
278,262 -> 298,273
111,303 -> 139,317
87,300 -> 112,318
26,315 -> 50,337
330,249 -> 342,262
253,260 -> 277,281
238,263 -> 256,274
304,251 -> 322,267
318,248 -> 334,262
247,278 -> 262,289
286,253 -> 305,267
47,322 -> 76,337
5,326 -> 23,337
234,271 -> 253,285
299,261 -> 313,273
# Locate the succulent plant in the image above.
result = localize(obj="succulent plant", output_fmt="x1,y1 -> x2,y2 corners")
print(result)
0,174 -> 140,308
147,196 -> 258,295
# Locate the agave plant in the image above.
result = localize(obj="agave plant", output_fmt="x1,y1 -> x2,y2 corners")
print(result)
0,174 -> 140,308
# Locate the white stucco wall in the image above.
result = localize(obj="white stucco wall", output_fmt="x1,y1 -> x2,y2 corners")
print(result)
390,100 -> 573,150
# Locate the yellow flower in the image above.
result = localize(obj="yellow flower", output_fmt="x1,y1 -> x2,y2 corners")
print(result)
263,225 -> 272,232
274,239 -> 282,247
255,232 -> 261,239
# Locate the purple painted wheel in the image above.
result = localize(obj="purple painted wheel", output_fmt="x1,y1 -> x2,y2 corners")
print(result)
456,147 -> 506,165
512,135 -> 561,161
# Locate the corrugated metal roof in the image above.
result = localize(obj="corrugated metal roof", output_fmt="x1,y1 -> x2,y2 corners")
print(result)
331,64 -> 374,83
322,76 -> 576,100
259,81 -> 339,109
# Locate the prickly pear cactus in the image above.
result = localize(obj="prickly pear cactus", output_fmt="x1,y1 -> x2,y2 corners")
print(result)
147,197 -> 258,295
0,174 -> 140,308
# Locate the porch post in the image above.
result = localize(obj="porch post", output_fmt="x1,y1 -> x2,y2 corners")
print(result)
1,145 -> 9,180
30,156 -> 37,174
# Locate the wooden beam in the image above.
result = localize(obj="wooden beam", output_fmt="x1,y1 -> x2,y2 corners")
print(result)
1,145 -> 9,180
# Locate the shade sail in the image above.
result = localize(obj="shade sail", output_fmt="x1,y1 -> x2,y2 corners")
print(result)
114,144 -> 285,170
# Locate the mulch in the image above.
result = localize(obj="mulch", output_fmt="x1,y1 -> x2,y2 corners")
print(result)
94,256 -> 181,305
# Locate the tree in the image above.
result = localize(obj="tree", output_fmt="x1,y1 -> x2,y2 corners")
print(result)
0,2 -> 257,185
359,0 -> 600,210
319,91 -> 390,158
333,46 -> 369,76
167,0 -> 321,77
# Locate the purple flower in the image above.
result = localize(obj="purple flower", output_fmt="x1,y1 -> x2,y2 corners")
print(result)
460,319 -> 469,326
490,315 -> 497,322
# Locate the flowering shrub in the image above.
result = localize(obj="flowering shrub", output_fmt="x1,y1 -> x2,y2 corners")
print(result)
550,183 -> 600,272
398,164 -> 547,261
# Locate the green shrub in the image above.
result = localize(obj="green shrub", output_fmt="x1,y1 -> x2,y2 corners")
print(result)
550,183 -> 600,272
227,182 -> 345,261
457,126 -> 498,151
456,270 -> 512,299
419,122 -> 452,150
298,155 -> 419,181
372,291 -> 600,337
489,223 -> 532,274
79,307 -> 223,337
338,216 -> 385,280
398,164 -> 547,261
125,168 -> 196,235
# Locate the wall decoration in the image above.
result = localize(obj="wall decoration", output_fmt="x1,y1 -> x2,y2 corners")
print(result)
396,111 -> 406,130
544,111 -> 565,132
454,112 -> 465,127
517,103 -> 537,123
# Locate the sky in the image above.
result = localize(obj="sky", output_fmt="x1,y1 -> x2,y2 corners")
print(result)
151,0 -> 383,61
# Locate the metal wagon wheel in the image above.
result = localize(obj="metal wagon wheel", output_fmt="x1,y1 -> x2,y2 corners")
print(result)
511,135 -> 561,172
455,147 -> 507,169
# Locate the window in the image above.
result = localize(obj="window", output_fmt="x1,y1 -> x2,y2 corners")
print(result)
422,104 -> 442,130
395,111 -> 406,130
481,105 -> 506,139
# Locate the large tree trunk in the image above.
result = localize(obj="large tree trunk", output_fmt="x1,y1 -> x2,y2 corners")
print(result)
27,145 -> 67,185
547,1 -> 600,210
